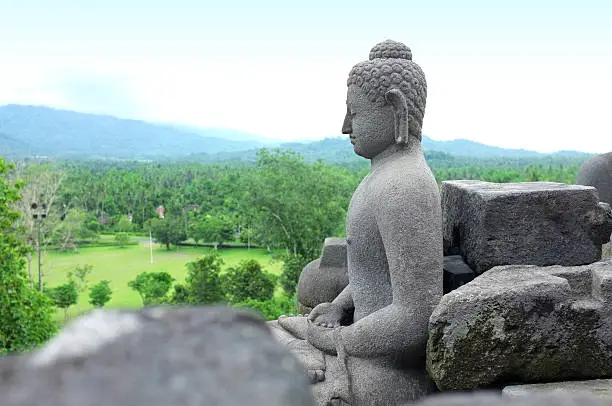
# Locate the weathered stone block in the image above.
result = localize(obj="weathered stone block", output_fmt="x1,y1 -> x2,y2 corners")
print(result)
426,259 -> 612,391
0,307 -> 313,406
410,392 -> 611,405
443,255 -> 476,294
297,237 -> 349,314
442,180 -> 612,274
503,379 -> 612,400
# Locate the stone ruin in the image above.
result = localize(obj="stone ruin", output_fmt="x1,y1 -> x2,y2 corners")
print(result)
1,40 -> 611,406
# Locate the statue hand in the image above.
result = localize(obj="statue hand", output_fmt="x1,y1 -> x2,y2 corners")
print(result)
306,320 -> 338,355
307,302 -> 345,328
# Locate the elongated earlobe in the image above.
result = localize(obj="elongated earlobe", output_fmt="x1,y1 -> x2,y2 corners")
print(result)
385,89 -> 410,145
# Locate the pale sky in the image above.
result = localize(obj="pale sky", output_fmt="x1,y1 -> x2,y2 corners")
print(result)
1,0 -> 611,153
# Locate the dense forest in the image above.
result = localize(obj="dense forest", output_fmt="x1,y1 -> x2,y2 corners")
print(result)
11,148 -> 587,257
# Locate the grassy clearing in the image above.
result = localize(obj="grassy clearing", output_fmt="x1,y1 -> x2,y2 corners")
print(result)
40,243 -> 284,321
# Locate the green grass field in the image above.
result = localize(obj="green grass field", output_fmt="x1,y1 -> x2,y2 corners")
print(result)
40,242 -> 284,321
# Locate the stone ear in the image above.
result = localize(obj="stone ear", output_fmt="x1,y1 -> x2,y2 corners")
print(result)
385,89 -> 410,145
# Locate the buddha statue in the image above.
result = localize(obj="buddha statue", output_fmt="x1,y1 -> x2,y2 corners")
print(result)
268,40 -> 443,406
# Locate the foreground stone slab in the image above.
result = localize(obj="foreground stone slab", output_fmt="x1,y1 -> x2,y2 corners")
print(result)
503,379 -> 612,399
409,392 -> 611,405
0,307 -> 313,406
427,259 -> 612,391
442,180 -> 612,274
297,237 -> 348,314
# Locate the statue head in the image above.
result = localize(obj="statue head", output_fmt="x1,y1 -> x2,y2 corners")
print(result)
342,40 -> 427,159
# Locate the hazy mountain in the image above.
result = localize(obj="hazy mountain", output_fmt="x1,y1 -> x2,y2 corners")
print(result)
0,105 -> 270,159
0,104 -> 589,161
166,124 -> 283,145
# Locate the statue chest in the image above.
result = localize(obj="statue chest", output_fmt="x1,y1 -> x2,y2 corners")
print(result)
346,178 -> 391,275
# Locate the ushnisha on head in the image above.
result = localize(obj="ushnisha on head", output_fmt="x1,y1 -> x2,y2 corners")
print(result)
343,40 -> 427,157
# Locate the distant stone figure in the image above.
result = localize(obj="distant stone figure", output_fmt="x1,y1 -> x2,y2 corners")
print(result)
297,238 -> 349,314
576,152 -> 612,204
269,40 -> 443,405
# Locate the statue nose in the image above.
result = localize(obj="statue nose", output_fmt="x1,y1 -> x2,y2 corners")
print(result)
342,115 -> 352,134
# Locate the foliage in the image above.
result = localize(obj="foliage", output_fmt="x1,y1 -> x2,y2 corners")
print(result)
279,254 -> 308,296
89,280 -> 112,308
67,263 -> 94,314
234,295 -> 297,321
148,216 -> 187,250
184,253 -> 226,305
51,208 -> 99,251
221,259 -> 276,304
127,271 -> 175,306
114,232 -> 130,248
169,283 -> 190,305
115,216 -> 133,233
188,213 -> 234,249
0,157 -> 57,353
47,279 -> 78,321
242,149 -> 354,259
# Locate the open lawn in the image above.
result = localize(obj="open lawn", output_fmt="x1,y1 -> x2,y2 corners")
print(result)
40,242 -> 285,321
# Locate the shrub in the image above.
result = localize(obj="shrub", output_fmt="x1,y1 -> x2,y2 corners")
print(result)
234,295 -> 297,321
222,260 -> 275,304
184,253 -> 225,305
127,271 -> 174,306
89,280 -> 112,308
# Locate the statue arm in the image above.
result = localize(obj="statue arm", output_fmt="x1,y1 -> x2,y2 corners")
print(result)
331,284 -> 353,312
340,178 -> 443,359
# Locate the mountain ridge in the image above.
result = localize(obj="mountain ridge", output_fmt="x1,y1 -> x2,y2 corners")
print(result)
0,104 -> 589,161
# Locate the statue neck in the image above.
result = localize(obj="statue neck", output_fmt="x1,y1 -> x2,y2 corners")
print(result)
370,138 -> 422,171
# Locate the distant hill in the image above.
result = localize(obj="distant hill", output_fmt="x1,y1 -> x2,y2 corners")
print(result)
0,104 -> 590,162
0,105 -> 270,159
179,137 -> 592,167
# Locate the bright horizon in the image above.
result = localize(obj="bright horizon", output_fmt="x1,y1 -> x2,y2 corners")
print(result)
1,1 -> 611,153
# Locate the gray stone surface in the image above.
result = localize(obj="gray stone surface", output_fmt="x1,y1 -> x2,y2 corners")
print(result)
0,307 -> 313,406
443,255 -> 475,294
427,259 -> 612,391
442,180 -> 612,273
577,152 -> 612,205
408,392 -> 612,405
297,238 -> 349,314
271,39 -> 443,406
503,379 -> 612,399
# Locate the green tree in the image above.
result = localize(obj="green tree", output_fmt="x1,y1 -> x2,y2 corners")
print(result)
0,157 -> 57,353
148,216 -> 187,250
222,260 -> 276,304
116,215 -> 133,233
51,208 -> 98,251
184,253 -> 225,305
189,214 -> 234,250
89,280 -> 112,308
279,255 -> 308,296
127,271 -> 175,306
67,263 -> 94,314
114,232 -> 130,248
243,149 -> 353,259
47,280 -> 78,321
